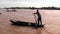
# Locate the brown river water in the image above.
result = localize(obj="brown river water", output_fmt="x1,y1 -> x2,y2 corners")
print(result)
0,9 -> 60,34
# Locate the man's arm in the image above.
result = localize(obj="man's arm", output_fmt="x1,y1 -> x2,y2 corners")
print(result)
33,12 -> 37,14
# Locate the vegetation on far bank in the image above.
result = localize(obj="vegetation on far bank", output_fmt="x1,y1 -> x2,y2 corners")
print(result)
4,6 -> 60,10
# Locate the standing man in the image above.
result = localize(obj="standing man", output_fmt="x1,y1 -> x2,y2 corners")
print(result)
33,9 -> 42,25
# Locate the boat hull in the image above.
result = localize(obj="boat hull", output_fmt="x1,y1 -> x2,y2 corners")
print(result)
10,20 -> 44,28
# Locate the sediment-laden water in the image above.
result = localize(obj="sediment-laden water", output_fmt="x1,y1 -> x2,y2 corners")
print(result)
0,9 -> 60,34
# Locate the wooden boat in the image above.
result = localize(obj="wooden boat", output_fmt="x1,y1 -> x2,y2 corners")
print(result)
10,20 -> 44,28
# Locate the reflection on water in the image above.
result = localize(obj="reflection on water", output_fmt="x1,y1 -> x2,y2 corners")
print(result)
0,9 -> 60,34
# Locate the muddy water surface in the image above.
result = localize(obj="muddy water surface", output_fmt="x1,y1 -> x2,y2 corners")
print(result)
0,9 -> 60,34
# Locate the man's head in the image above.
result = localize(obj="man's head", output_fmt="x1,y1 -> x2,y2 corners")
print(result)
37,9 -> 39,13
